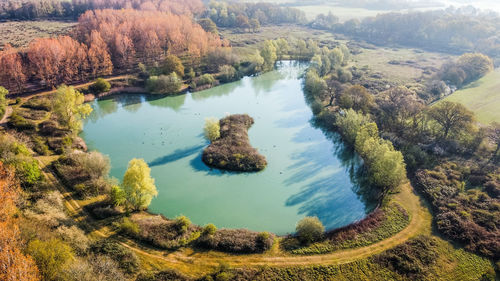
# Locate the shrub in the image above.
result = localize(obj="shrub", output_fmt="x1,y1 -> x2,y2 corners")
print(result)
296,217 -> 324,245
0,86 -> 8,119
90,240 -> 139,274
56,225 -> 90,255
146,73 -> 182,95
197,229 -> 274,253
218,65 -> 238,83
64,255 -> 126,281
194,73 -> 216,88
375,235 -> 438,278
202,224 -> 217,236
15,158 -> 43,188
32,135 -> 49,155
162,55 -> 184,77
89,78 -> 111,94
119,217 -> 140,236
204,117 -> 220,142
8,112 -> 36,130
136,269 -> 191,281
27,238 -> 74,281
175,215 -> 191,234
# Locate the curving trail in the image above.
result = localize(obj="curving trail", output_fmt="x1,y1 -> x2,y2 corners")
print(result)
0,106 -> 12,126
37,156 -> 431,278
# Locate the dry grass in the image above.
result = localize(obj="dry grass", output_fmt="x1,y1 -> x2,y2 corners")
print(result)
0,20 -> 76,49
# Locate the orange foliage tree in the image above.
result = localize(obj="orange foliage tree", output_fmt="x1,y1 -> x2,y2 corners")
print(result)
0,44 -> 26,93
0,162 -> 40,281
76,9 -> 226,68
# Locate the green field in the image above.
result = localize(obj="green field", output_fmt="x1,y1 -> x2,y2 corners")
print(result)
444,68 -> 500,124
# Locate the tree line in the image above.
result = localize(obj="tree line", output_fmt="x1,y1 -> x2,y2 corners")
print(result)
311,7 -> 500,59
0,0 -> 204,19
204,1 -> 306,30
0,9 -> 226,94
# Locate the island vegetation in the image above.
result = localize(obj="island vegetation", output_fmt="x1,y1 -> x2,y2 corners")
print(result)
202,114 -> 267,172
0,0 -> 499,280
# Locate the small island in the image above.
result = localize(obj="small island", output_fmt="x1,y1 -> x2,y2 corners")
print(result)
202,114 -> 267,172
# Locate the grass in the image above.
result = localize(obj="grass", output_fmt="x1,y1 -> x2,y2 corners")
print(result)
443,68 -> 500,124
285,202 -> 411,255
0,20 -> 76,48
221,25 -> 451,83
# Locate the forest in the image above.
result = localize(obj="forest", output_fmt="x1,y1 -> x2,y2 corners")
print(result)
0,0 -> 499,280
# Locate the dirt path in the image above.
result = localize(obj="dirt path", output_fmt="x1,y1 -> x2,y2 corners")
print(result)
0,106 -> 12,126
37,153 -> 432,277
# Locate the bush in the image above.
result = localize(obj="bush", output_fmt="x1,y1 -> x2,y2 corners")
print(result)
90,240 -> 139,274
296,217 -> 324,245
193,73 -> 216,88
27,238 -> 74,281
146,73 -> 182,95
162,55 -> 185,77
119,217 -> 140,236
218,65 -> 238,83
8,112 -> 36,130
0,86 -> 7,119
375,235 -> 438,278
175,215 -> 191,234
89,78 -> 111,94
196,228 -> 274,253
22,96 -> 52,111
56,225 -> 90,255
204,117 -> 220,142
202,224 -> 217,236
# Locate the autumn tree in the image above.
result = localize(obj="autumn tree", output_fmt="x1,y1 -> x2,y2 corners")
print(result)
0,162 -> 40,281
52,85 -> 93,133
338,85 -> 373,114
250,18 -> 260,33
0,44 -> 26,93
260,40 -> 277,71
162,55 -> 185,77
87,31 -> 113,78
376,86 -> 424,133
111,34 -> 135,71
122,158 -> 158,211
427,101 -> 475,140
198,18 -> 218,34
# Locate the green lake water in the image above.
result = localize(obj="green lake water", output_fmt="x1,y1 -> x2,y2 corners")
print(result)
82,61 -> 376,235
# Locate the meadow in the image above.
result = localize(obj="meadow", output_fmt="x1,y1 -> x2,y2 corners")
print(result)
443,68 -> 500,124
0,20 -> 76,48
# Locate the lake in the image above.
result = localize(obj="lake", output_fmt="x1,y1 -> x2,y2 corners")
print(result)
82,61 -> 376,235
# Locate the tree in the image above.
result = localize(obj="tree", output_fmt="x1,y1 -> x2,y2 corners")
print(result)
456,53 -> 493,83
204,117 -> 220,142
260,40 -> 277,71
296,217 -> 324,245
27,239 -> 73,281
89,78 -> 111,94
52,85 -> 93,133
376,86 -> 424,133
275,38 -> 289,61
198,18 -> 218,34
88,31 -> 113,78
0,87 -> 7,120
0,162 -> 40,281
338,85 -> 373,114
146,73 -> 182,95
218,65 -> 237,83
236,14 -> 250,32
249,18 -> 260,33
111,34 -> 135,70
0,44 -> 26,93
427,101 -> 475,140
162,55 -> 185,77
122,158 -> 158,211
335,109 -> 371,145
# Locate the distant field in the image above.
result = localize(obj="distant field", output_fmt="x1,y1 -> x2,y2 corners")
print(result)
0,20 -> 76,49
443,68 -> 500,124
222,25 -> 450,83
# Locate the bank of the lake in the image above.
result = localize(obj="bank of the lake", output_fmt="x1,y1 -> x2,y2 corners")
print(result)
82,61 -> 377,235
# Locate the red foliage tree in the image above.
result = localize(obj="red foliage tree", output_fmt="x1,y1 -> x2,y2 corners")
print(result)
87,31 -> 113,78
